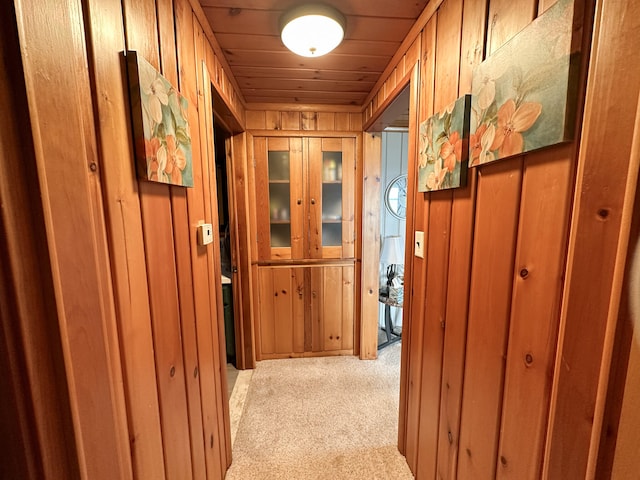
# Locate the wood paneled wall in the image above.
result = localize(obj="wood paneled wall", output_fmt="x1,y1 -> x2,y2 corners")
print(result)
361,0 -> 640,478
364,0 -> 637,479
5,0 -> 640,478
245,105 -> 363,133
6,0 -> 246,478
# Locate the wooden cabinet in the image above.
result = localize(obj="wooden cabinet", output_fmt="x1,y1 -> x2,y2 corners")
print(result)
254,136 -> 356,261
252,134 -> 359,359
257,264 -> 355,359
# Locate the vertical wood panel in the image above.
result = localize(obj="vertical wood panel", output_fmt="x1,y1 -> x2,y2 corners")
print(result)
0,9 -> 79,478
544,0 -> 640,476
14,0 -> 133,477
139,179 -> 193,480
405,18 -> 436,473
342,137 -> 356,259
293,267 -> 306,353
436,173 -> 477,480
415,194 -> 452,480
282,111 -> 300,130
156,0 -> 177,76
246,110 -> 265,130
198,40 -> 232,472
265,111 -> 280,129
342,266 -> 355,350
335,112 -> 350,131
350,112 -> 363,131
83,0 -> 166,477
486,0 -> 537,52
323,266 -> 344,351
231,133 -> 256,369
308,137 -> 323,259
496,147 -> 574,479
176,2 -> 227,475
416,1 -> 463,476
171,187 -> 207,480
301,111 -> 317,131
354,133 -> 363,356
457,161 -> 523,480
124,0 -> 194,476
360,133 -> 382,359
274,268 -> 294,354
160,1 -> 210,477
311,267 -> 324,352
258,268 -> 276,355
456,1 -> 534,477
290,137 -> 305,259
458,0 -> 488,93
254,137 -> 270,260
304,267 -> 313,352
398,63 -> 420,456
435,0 -> 485,476
318,112 -> 335,131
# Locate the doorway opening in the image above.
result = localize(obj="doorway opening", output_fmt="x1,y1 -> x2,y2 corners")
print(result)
367,86 -> 410,352
378,128 -> 409,350
213,124 -> 238,395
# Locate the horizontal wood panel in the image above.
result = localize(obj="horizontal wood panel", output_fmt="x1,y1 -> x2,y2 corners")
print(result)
242,89 -> 368,102
199,0 -> 429,19
215,33 -> 400,57
233,66 -> 381,83
225,50 -> 389,73
236,77 -> 375,94
245,95 -> 364,105
203,7 -> 415,40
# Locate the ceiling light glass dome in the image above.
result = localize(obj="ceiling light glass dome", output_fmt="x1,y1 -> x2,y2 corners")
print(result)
280,4 -> 346,57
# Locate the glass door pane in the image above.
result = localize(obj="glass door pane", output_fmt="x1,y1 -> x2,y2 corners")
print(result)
268,151 -> 291,247
321,151 -> 342,246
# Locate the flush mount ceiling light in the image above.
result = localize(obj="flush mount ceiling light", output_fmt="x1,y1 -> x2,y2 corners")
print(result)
279,4 -> 346,57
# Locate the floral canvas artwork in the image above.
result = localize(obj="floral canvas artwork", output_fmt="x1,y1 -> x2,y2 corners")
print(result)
418,94 -> 471,192
469,0 -> 579,167
127,51 -> 193,187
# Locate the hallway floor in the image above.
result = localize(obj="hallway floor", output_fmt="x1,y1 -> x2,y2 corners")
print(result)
226,343 -> 413,479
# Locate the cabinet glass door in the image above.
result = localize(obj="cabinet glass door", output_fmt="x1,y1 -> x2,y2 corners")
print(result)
321,151 -> 342,246
268,151 -> 291,248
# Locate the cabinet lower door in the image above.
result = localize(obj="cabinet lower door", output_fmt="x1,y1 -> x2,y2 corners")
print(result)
257,266 -> 305,357
257,264 -> 355,359
309,265 -> 355,353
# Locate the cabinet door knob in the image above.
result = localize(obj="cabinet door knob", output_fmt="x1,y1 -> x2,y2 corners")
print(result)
297,199 -> 302,205
311,198 -> 316,205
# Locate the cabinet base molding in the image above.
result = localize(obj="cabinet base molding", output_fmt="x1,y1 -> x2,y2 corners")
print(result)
260,349 -> 354,361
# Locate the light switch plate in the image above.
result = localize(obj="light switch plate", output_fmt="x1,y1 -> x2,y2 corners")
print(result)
197,223 -> 213,246
415,231 -> 425,258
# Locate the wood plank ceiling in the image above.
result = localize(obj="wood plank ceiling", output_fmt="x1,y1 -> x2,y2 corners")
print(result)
198,0 -> 430,105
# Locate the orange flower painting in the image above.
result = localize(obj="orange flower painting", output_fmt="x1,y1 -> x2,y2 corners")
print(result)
469,0 -> 579,167
127,51 -> 193,187
418,95 -> 471,192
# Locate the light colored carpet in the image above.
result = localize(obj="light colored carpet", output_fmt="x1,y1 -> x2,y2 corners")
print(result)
229,368 -> 253,445
225,343 -> 414,479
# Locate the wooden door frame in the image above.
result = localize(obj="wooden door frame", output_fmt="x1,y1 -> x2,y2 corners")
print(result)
204,71 -> 256,371
360,64 -> 419,453
227,132 -> 256,370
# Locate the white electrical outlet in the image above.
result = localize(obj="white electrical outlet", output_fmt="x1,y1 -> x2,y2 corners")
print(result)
415,231 -> 425,258
197,223 -> 214,246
